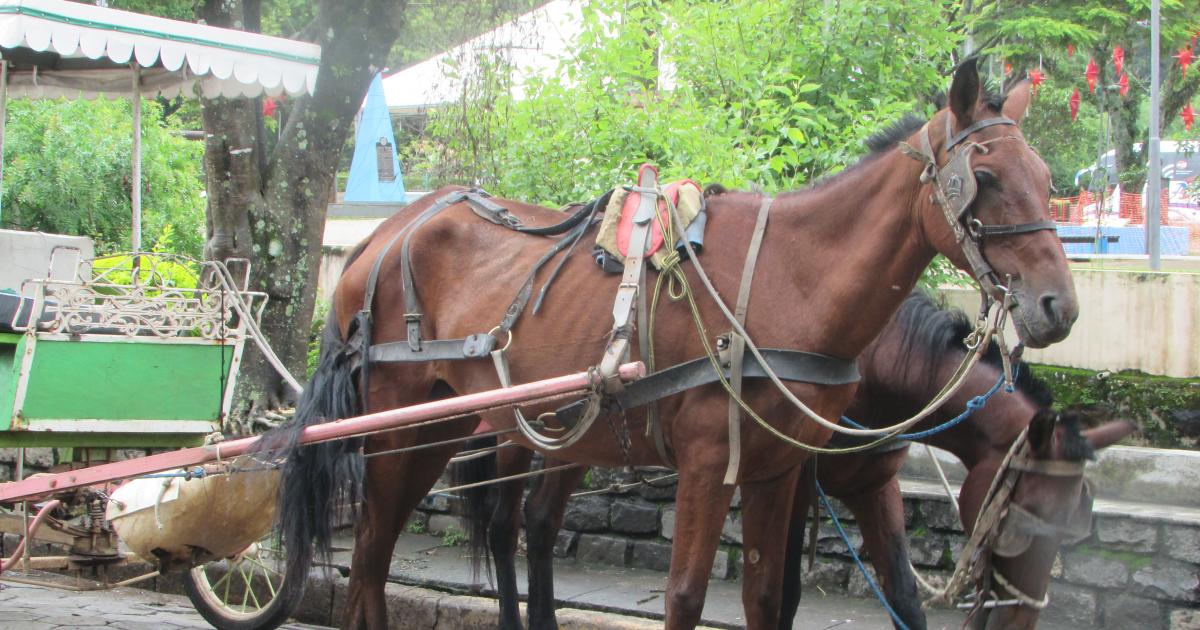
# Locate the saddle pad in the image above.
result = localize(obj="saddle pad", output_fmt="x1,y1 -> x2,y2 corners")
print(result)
595,177 -> 703,270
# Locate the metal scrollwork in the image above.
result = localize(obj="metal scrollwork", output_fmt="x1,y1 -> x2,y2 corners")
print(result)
15,252 -> 266,340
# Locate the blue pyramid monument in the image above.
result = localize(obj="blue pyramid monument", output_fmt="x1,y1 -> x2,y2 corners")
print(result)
344,73 -> 406,203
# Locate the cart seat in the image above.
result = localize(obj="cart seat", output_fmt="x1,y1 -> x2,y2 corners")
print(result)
0,289 -> 53,333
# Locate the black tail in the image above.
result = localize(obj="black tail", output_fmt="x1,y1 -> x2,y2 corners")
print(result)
260,313 -> 364,596
449,435 -> 498,584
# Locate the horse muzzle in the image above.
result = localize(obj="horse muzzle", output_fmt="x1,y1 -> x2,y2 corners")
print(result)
1009,288 -> 1078,348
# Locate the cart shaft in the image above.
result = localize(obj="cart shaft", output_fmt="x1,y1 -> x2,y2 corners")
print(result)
0,362 -> 644,503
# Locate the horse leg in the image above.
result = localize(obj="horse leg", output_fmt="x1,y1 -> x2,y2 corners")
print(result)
738,466 -> 802,630
524,459 -> 588,630
778,462 -> 815,630
664,466 -> 737,630
490,444 -> 535,630
840,479 -> 926,630
342,383 -> 477,630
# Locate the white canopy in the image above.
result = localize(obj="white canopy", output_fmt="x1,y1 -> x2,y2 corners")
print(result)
0,0 -> 320,99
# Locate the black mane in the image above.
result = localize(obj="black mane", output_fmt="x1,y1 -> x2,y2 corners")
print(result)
865,114 -> 927,154
863,87 -> 1008,156
893,290 -> 1052,407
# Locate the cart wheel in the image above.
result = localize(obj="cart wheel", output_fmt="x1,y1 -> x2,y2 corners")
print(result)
183,539 -> 301,630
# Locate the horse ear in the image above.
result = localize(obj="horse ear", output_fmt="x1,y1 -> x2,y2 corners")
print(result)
1027,409 -> 1058,457
1082,420 -> 1137,451
1003,80 -> 1033,123
949,58 -> 982,129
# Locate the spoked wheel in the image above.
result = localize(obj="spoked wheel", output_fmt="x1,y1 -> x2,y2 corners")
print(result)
183,539 -> 302,630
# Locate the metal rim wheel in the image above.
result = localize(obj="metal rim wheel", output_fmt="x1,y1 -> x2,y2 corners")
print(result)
183,540 -> 301,630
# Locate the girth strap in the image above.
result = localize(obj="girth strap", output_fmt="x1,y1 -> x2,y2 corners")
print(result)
724,195 -> 773,485
554,348 -> 860,426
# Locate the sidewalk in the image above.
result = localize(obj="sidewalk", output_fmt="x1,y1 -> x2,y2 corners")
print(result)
0,579 -> 327,630
294,530 -> 1073,630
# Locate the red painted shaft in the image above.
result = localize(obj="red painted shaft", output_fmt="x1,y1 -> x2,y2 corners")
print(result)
0,362 -> 644,504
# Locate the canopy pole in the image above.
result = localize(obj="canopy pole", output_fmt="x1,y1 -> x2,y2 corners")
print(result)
1147,0 -> 1162,270
131,63 -> 142,253
0,59 -> 8,226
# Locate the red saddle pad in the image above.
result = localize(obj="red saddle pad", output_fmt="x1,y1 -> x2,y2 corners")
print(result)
616,164 -> 701,259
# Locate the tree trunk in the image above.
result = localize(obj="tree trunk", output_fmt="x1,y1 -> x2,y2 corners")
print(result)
200,0 -> 408,429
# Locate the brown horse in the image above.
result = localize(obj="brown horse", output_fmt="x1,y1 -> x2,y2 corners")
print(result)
457,291 -> 1132,630
782,293 -> 1132,630
273,61 -> 1076,629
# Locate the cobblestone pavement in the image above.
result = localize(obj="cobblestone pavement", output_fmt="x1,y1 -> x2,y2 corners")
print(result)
0,580 -> 329,630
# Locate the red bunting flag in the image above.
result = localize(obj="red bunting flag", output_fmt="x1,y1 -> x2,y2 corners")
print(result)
1178,47 -> 1194,75
1113,46 -> 1125,76
1070,87 -> 1081,122
1183,104 -> 1195,131
1119,73 -> 1130,96
1029,69 -> 1045,96
1086,58 -> 1099,93
262,97 -> 278,118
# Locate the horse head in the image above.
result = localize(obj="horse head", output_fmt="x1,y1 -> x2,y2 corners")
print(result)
977,408 -> 1135,629
912,59 -> 1078,348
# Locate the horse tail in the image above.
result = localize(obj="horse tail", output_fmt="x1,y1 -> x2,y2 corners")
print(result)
449,435 -> 497,583
260,310 -> 364,597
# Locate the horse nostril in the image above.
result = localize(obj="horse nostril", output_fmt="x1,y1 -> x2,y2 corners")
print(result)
1040,293 -> 1060,324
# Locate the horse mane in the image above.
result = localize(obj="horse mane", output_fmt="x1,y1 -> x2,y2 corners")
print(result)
893,290 -> 1052,407
865,114 -> 927,154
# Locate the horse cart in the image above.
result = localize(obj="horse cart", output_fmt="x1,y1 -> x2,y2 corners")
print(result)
0,248 -> 301,629
0,243 -> 646,629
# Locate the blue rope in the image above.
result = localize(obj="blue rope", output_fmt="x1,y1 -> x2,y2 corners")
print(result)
840,364 -> 1019,441
816,479 -> 911,630
139,466 -> 207,480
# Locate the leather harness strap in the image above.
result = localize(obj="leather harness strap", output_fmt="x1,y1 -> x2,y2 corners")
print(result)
901,115 -> 1058,302
723,195 -> 774,485
553,348 -> 860,426
357,188 -> 600,373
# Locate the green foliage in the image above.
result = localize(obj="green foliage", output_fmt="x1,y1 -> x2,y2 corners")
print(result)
1030,364 -> 1200,449
411,0 -> 960,206
92,253 -> 201,289
307,300 -> 331,379
1,99 -> 206,257
441,525 -> 468,547
406,518 -> 428,535
1020,83 -> 1105,195
974,0 -> 1200,190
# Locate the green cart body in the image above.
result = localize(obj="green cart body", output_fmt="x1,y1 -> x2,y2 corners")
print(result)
0,249 -> 264,449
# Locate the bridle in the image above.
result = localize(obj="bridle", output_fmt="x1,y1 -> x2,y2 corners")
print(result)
901,113 -> 1058,302
934,422 -> 1094,614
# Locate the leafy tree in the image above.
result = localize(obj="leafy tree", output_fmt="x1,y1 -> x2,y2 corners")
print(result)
197,0 -> 416,418
414,0 -> 962,206
975,0 -> 1200,191
0,98 -> 205,257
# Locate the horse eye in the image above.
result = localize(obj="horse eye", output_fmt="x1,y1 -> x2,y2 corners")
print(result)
974,169 -> 999,188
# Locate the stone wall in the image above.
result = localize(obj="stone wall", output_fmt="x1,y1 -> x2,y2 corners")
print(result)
416,465 -> 1200,630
